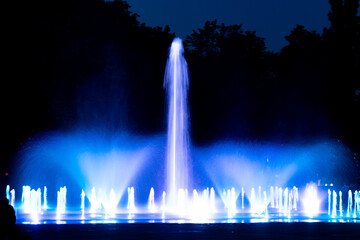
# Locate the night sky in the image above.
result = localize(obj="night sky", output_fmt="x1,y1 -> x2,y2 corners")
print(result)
127,0 -> 330,51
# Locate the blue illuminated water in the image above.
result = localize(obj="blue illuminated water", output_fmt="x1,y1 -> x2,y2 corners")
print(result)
5,38 -> 360,224
164,38 -> 190,209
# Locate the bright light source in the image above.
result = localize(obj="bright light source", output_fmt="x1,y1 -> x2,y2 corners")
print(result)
302,183 -> 320,217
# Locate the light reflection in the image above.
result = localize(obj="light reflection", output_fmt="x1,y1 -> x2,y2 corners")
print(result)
249,219 -> 269,223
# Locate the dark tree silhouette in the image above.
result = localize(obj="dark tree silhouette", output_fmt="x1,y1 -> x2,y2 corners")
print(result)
185,20 -> 276,142
323,0 -> 360,153
275,25 -> 329,139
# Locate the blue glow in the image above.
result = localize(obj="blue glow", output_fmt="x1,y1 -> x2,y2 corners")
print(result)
6,38 -> 360,224
164,37 -> 190,209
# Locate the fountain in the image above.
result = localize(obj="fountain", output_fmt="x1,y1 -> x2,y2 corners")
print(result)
81,190 -> 85,218
57,186 -> 67,219
332,190 -> 337,217
328,189 -> 331,215
347,190 -> 353,217
127,187 -> 136,214
148,187 -> 156,212
3,38 -> 360,224
302,184 -> 320,217
20,187 -> 42,221
279,187 -> 283,211
354,190 -> 359,218
6,182 -> 360,223
21,186 -> 31,213
270,186 -> 274,208
108,189 -> 117,216
10,189 -> 15,207
164,38 -> 190,210
6,185 -> 10,200
339,191 -> 343,216
161,191 -> 166,213
43,186 -> 48,210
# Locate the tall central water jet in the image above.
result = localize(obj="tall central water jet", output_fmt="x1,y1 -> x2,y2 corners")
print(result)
164,38 -> 190,210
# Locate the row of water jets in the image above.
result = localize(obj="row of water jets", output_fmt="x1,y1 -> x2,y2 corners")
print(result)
327,189 -> 360,218
5,184 -> 360,221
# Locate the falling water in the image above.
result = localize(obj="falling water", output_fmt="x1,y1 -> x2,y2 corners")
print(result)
289,189 -> 293,212
328,189 -> 331,215
30,188 -> 41,221
21,186 -> 31,213
161,191 -> 166,213
24,188 -> 41,221
148,187 -> 156,212
164,38 -> 190,209
354,190 -> 358,218
81,189 -> 85,218
302,184 -> 320,217
10,189 -> 15,207
347,190 -> 352,217
224,187 -> 236,216
279,187 -> 283,211
6,185 -> 15,207
108,189 -> 117,215
230,188 -> 236,215
177,188 -> 187,215
9,184 -> 360,222
210,187 -> 216,213
191,190 -> 200,216
57,186 -> 67,218
275,186 -> 279,209
6,185 -> 10,200
284,188 -> 289,213
90,187 -> 97,213
264,191 -> 268,217
270,186 -> 274,208
43,186 -> 48,209
332,190 -> 337,217
356,191 -> 360,216
127,187 -> 135,214
293,187 -> 298,210
339,191 -> 343,216
250,188 -> 256,212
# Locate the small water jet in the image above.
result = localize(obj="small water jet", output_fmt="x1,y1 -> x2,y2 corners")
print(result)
10,189 -> 15,207
43,186 -> 48,210
127,187 -> 136,214
6,185 -> 10,200
57,186 -> 67,219
148,187 -> 156,213
339,191 -> 343,216
270,186 -> 274,208
332,190 -> 337,217
328,189 -> 331,215
81,190 -> 85,218
347,190 -> 352,217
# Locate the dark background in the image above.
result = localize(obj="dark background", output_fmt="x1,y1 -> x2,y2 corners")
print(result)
1,0 -> 359,181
